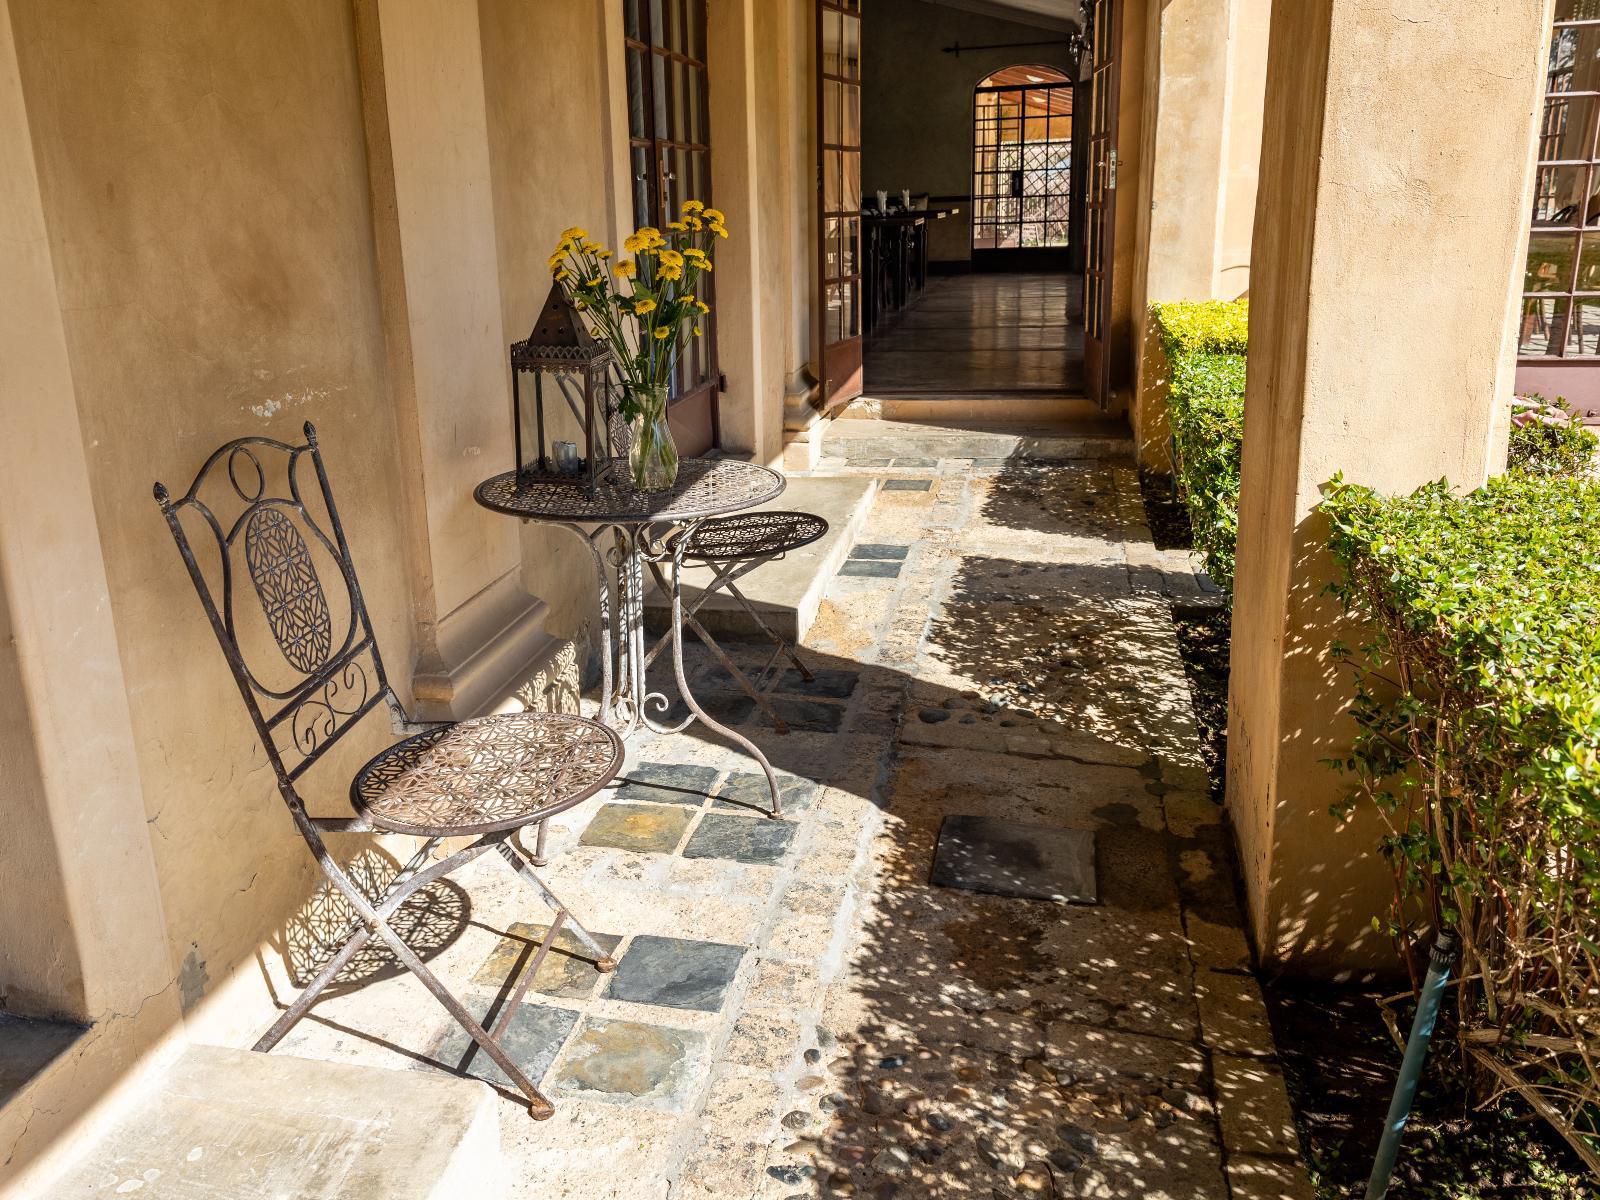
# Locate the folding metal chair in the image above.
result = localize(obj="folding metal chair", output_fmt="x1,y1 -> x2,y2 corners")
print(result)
154,422 -> 623,1119
644,511 -> 829,734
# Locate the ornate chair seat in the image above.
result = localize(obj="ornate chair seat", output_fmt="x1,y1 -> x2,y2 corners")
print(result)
352,713 -> 623,838
681,510 -> 828,562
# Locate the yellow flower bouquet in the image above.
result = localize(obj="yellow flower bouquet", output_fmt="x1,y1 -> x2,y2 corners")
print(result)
547,201 -> 728,489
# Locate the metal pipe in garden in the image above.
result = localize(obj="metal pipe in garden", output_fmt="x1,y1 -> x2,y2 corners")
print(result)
1364,932 -> 1458,1200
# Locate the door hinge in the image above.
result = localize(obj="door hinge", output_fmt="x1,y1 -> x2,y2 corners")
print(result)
718,372 -> 728,393
1108,150 -> 1119,191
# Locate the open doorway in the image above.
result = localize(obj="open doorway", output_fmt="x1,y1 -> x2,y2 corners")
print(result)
850,0 -> 1088,403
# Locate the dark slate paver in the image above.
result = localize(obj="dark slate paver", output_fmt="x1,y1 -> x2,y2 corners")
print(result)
428,997 -> 578,1090
930,814 -> 1098,904
774,666 -> 860,698
711,770 -> 820,815
682,812 -> 799,865
839,559 -> 903,579
850,543 -> 910,561
604,935 -> 745,1011
613,762 -> 721,806
882,478 -> 933,492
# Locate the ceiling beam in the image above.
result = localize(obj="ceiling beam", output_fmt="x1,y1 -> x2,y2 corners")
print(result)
916,0 -> 1078,35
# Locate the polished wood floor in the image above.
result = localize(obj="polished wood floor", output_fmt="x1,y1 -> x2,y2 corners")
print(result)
863,271 -> 1085,397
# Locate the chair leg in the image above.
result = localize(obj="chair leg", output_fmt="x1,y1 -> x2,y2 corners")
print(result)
371,918 -> 556,1119
724,578 -> 814,681
495,841 -> 616,971
254,924 -> 374,1053
530,820 -> 549,867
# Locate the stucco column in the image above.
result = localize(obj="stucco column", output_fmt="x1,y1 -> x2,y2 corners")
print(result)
354,0 -> 553,719
707,0 -> 780,464
1228,0 -> 1541,973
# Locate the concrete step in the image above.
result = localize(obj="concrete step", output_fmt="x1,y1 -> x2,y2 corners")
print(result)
40,1046 -> 505,1199
645,474 -> 876,642
822,416 -> 1133,464
840,394 -> 1102,425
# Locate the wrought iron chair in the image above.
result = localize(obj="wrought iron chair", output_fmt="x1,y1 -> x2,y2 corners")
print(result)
154,422 -> 623,1119
643,511 -> 829,734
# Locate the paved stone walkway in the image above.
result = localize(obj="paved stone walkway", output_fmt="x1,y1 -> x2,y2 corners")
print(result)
276,422 -> 1314,1199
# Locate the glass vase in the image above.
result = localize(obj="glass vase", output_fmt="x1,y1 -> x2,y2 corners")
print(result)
627,385 -> 679,492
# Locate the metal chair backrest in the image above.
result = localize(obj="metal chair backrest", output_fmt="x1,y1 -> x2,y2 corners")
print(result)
154,422 -> 393,797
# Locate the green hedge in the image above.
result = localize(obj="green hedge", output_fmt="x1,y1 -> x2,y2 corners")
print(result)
1508,395 -> 1598,478
1323,472 -> 1600,1161
1151,300 -> 1249,592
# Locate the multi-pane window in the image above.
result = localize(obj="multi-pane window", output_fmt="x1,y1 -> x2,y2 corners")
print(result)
972,67 -> 1073,252
1522,0 -> 1600,359
623,0 -> 717,405
820,0 -> 863,355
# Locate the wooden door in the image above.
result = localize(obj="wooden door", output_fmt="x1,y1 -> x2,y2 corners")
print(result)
1083,0 -> 1121,409
817,0 -> 864,410
624,0 -> 721,450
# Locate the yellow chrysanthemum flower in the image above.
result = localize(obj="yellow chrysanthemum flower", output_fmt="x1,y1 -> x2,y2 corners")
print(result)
703,209 -> 725,224
668,220 -> 688,232
554,268 -> 574,282
682,199 -> 705,214
580,240 -> 603,253
659,249 -> 684,266
598,249 -> 612,259
654,327 -> 671,340
686,216 -> 704,231
634,298 -> 657,314
693,326 -> 703,337
561,226 -> 588,241
584,277 -> 603,288
615,259 -> 637,278
693,299 -> 711,314
659,266 -> 683,282
712,225 -> 729,239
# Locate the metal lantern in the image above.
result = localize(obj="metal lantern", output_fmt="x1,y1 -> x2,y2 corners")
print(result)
510,283 -> 616,494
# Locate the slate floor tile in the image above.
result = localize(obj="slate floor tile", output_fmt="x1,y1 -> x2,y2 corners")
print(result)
552,1017 -> 706,1106
850,543 -> 910,561
613,762 -> 721,806
604,934 -> 745,1011
774,667 -> 859,698
711,770 -> 820,815
838,559 -> 903,579
882,478 -> 933,492
930,814 -> 1098,904
425,996 -> 578,1090
682,811 -> 799,865
579,803 -> 692,854
474,923 -> 624,999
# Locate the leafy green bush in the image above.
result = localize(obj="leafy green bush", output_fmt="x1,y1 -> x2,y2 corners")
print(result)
1323,472 -> 1600,1166
1509,395 -> 1598,478
1151,300 -> 1248,592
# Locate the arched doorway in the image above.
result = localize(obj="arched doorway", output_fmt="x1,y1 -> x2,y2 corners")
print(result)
971,64 -> 1074,267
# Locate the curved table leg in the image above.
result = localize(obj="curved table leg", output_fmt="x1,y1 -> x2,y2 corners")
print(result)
667,533 -> 783,819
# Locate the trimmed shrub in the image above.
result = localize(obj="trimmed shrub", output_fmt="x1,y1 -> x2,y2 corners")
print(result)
1509,395 -> 1598,479
1151,300 -> 1248,592
1323,471 -> 1600,1167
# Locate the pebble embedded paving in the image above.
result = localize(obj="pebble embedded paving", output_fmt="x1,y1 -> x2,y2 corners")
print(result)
271,426 -> 1309,1200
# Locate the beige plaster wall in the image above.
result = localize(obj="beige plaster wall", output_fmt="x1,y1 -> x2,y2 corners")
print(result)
1126,0 -> 1269,471
479,0 -> 620,644
7,0 -> 419,1026
1227,0 -> 1544,974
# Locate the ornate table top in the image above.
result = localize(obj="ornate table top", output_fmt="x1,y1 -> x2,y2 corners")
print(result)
474,457 -> 785,525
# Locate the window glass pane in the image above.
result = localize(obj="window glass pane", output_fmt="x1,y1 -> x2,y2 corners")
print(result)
1549,25 -> 1600,85
1528,232 -> 1578,291
843,15 -> 861,80
847,278 -> 860,337
624,0 -> 643,41
842,217 -> 858,277
648,0 -> 665,44
685,0 -> 705,62
824,80 -> 841,147
1570,298 -> 1600,353
1539,95 -> 1600,162
825,150 -> 840,210
1522,297 -> 1570,356
1579,232 -> 1600,288
845,86 -> 861,148
632,145 -> 652,226
822,9 -> 841,75
1556,0 -> 1600,19
841,150 -> 860,211
1533,165 -> 1595,225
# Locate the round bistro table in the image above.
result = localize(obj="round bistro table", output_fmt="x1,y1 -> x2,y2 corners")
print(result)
474,457 -> 788,824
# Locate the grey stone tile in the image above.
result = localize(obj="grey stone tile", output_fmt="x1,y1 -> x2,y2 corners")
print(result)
930,814 -> 1098,903
711,770 -> 820,815
427,997 -> 578,1090
838,559 -> 903,579
682,811 -> 799,865
612,762 -> 721,806
579,803 -> 692,854
850,543 -> 911,561
473,923 -> 623,999
551,1017 -> 706,1107
891,456 -> 937,468
774,666 -> 859,698
605,935 -> 746,1011
882,478 -> 933,492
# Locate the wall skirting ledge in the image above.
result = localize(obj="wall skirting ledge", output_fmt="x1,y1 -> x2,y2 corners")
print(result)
410,571 -> 560,721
